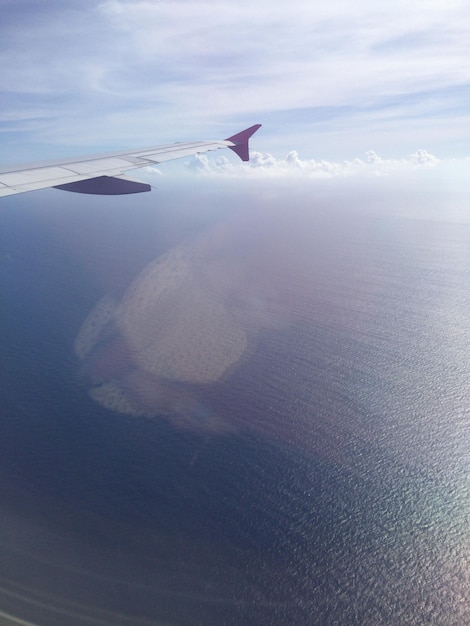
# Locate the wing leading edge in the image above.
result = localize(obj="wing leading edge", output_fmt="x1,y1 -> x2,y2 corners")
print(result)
0,124 -> 261,198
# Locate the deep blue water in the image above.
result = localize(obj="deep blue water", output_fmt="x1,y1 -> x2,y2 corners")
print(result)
0,183 -> 468,625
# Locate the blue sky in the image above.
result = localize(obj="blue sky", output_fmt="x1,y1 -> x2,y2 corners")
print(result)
1,0 -> 470,168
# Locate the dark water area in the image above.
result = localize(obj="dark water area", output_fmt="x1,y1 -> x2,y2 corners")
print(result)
0,182 -> 468,625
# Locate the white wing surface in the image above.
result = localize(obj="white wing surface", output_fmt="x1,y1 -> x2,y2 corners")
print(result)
0,124 -> 261,197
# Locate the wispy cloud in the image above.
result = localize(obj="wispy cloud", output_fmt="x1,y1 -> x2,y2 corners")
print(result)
1,1 -> 469,161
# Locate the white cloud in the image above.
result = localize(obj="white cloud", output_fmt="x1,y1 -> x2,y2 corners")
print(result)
408,149 -> 439,167
184,148 -> 441,179
0,1 -> 469,161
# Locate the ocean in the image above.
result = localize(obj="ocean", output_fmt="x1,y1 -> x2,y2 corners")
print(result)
0,179 -> 468,625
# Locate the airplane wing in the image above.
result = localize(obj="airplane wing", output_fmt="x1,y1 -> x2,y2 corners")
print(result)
0,124 -> 261,197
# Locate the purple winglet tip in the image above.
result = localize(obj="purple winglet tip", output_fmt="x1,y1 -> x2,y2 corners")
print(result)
225,124 -> 262,161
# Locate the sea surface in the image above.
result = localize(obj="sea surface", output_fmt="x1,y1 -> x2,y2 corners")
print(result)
0,179 -> 468,625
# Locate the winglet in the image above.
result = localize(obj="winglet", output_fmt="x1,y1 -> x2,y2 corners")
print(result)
225,124 -> 262,162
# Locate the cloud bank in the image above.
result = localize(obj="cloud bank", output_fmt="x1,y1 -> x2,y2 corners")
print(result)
185,148 -> 442,179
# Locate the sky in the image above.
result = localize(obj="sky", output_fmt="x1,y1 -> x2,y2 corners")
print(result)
1,0 -> 470,175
